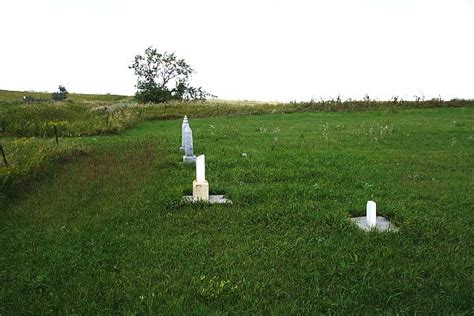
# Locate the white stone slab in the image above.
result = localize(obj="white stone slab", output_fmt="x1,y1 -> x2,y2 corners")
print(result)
350,216 -> 399,232
182,195 -> 232,204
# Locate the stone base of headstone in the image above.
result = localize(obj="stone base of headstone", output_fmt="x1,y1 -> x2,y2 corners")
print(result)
182,195 -> 232,204
183,155 -> 196,163
193,180 -> 209,201
179,146 -> 184,152
350,216 -> 398,232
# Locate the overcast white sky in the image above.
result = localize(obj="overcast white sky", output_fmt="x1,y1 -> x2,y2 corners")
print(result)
1,0 -> 473,101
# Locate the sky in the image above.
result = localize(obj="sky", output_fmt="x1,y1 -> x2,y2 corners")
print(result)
1,0 -> 473,102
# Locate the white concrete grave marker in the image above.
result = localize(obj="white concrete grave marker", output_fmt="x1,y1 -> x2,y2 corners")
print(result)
182,125 -> 196,163
193,155 -> 209,202
180,115 -> 189,152
366,201 -> 377,228
196,155 -> 205,182
349,200 -> 398,232
182,155 -> 232,204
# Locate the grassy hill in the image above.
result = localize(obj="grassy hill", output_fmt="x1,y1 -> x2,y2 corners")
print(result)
0,89 -> 130,103
1,94 -> 473,313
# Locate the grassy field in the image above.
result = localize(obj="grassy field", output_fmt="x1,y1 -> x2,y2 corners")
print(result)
0,89 -> 130,103
2,88 -> 472,139
1,105 -> 473,314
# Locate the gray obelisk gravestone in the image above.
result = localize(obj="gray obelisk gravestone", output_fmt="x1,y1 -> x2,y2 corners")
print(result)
180,115 -> 189,152
182,125 -> 196,163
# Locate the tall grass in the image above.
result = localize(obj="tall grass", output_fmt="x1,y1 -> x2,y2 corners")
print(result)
0,102 -> 143,137
0,89 -> 130,103
1,93 -> 472,138
0,137 -> 87,203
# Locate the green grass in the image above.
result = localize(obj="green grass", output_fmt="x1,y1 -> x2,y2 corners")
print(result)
1,107 -> 473,314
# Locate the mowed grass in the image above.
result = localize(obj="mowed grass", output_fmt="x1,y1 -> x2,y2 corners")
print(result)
1,107 -> 473,314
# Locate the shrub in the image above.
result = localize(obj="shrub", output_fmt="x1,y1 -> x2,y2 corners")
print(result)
51,85 -> 68,102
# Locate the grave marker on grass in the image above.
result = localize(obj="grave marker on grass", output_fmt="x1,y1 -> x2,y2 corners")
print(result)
182,154 -> 232,204
366,200 -> 376,228
182,125 -> 196,163
180,115 -> 189,152
350,200 -> 398,232
193,155 -> 209,201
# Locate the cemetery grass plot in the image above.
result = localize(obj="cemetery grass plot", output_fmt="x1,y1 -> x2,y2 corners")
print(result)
0,107 -> 473,314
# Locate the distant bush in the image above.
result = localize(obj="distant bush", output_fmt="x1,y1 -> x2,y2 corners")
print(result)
51,85 -> 68,102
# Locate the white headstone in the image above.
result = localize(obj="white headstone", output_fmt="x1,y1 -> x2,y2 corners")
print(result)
180,115 -> 189,152
182,153 -> 232,204
350,200 -> 398,232
366,201 -> 377,228
193,155 -> 208,201
196,155 -> 205,182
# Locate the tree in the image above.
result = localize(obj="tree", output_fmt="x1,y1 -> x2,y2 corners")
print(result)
51,85 -> 68,101
129,46 -> 215,103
